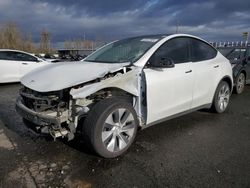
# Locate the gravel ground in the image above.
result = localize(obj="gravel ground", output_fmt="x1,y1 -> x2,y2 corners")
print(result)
0,83 -> 250,188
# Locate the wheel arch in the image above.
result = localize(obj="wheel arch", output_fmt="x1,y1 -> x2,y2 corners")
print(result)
211,77 -> 232,113
233,67 -> 246,81
211,75 -> 233,105
221,75 -> 233,92
239,69 -> 247,80
90,87 -> 136,104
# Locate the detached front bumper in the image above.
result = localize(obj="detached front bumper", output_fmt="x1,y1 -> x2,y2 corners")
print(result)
15,96 -> 61,126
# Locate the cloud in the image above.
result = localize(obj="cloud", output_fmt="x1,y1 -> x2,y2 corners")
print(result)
0,0 -> 249,47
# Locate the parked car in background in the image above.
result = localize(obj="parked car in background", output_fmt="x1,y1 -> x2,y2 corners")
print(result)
44,54 -> 60,62
55,54 -> 87,62
0,49 -> 50,83
218,46 -> 250,94
16,34 -> 233,158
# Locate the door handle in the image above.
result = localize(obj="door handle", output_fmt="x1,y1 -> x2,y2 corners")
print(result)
185,70 -> 192,73
22,63 -> 28,65
214,65 -> 219,68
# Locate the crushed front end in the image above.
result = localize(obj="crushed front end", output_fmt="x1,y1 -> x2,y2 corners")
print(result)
16,67 -> 144,141
16,86 -> 76,140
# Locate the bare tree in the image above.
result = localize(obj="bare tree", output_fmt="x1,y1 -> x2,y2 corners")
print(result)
0,22 -> 39,53
0,22 -> 57,54
64,38 -> 97,50
0,22 -> 22,49
64,40 -> 73,49
40,29 -> 51,53
22,32 -> 37,53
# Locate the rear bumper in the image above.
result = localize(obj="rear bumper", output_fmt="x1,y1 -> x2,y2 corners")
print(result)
15,96 -> 60,126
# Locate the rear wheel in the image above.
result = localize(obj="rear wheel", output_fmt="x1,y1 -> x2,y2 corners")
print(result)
212,81 -> 230,113
82,97 -> 138,158
235,72 -> 245,94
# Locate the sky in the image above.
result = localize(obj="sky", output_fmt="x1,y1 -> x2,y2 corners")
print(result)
0,0 -> 250,47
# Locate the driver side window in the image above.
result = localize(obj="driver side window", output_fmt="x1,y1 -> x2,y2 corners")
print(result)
149,37 -> 189,66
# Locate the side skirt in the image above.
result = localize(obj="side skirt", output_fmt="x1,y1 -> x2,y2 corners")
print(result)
141,103 -> 212,130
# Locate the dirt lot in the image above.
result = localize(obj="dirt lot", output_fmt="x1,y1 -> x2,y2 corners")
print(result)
0,83 -> 250,188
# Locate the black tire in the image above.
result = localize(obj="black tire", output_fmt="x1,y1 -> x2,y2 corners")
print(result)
22,118 -> 45,134
23,118 -> 37,130
82,97 -> 138,158
211,81 -> 230,113
235,72 -> 246,94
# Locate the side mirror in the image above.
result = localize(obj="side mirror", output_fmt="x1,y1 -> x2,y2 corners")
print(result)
36,58 -> 43,63
155,57 -> 175,68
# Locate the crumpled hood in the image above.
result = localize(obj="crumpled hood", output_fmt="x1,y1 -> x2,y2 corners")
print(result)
21,61 -> 130,92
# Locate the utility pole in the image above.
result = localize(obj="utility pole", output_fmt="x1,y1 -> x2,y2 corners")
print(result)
83,33 -> 86,50
176,20 -> 179,34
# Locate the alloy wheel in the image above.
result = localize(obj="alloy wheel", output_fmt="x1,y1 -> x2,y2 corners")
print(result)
218,84 -> 230,111
102,108 -> 136,152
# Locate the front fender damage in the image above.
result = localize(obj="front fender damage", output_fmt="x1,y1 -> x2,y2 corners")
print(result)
69,67 -> 145,128
70,68 -> 141,99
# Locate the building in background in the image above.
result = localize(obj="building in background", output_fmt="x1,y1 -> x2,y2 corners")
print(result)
58,49 -> 95,58
58,39 -> 106,59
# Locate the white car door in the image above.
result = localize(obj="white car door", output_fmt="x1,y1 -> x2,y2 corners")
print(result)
144,37 -> 194,124
0,51 -> 21,83
189,38 -> 221,108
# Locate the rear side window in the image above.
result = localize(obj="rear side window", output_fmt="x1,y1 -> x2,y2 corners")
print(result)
190,38 -> 217,62
149,37 -> 190,65
13,52 -> 37,62
0,51 -> 15,60
0,51 -> 37,62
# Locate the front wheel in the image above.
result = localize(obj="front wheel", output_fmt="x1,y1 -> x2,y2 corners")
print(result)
212,81 -> 231,113
82,97 -> 138,158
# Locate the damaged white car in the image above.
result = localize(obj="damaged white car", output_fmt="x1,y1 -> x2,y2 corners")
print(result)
16,34 -> 233,158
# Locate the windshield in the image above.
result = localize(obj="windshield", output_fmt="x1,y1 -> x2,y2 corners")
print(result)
85,36 -> 163,63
